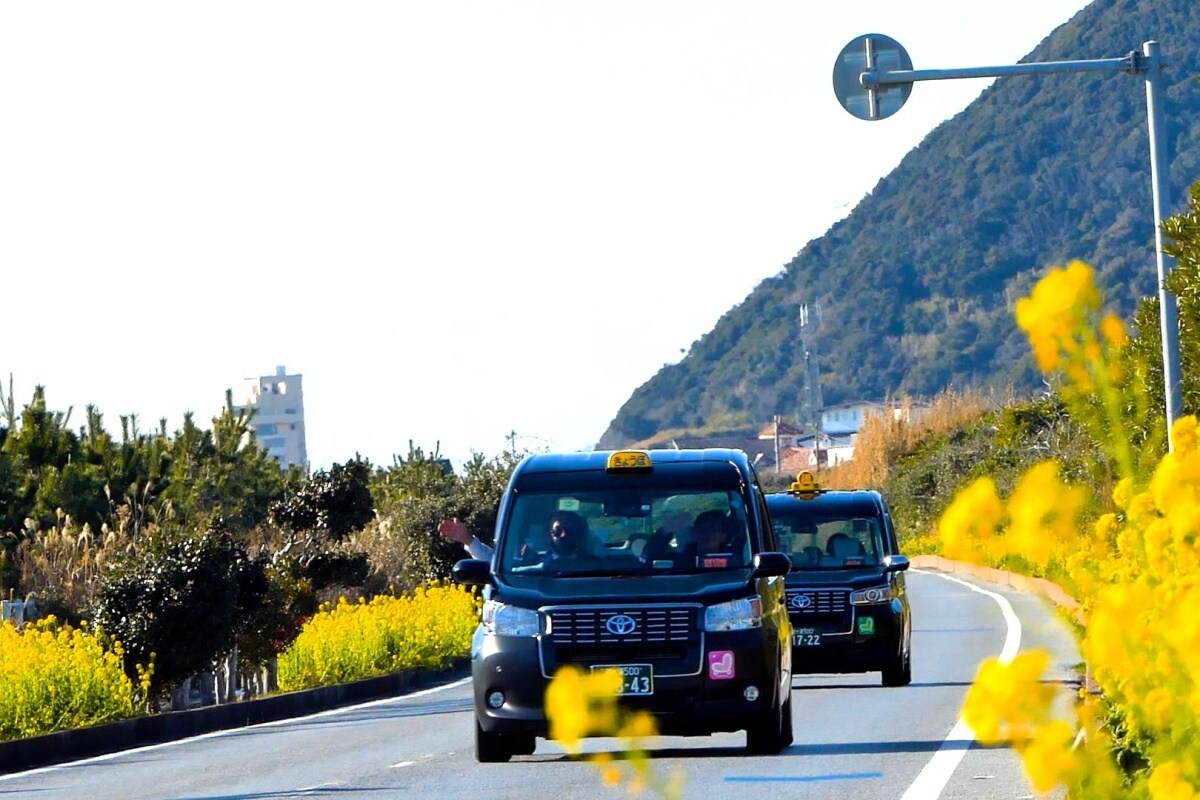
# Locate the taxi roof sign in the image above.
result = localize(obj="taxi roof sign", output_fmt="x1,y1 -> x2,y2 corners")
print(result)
788,470 -> 823,497
607,450 -> 653,471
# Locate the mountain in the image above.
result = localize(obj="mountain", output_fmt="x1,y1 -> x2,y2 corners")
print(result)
597,0 -> 1200,450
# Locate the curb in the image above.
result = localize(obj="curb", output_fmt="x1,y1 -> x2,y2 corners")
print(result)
0,659 -> 470,776
910,554 -> 1085,626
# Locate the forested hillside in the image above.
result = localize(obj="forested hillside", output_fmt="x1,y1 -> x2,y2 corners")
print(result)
598,0 -> 1200,448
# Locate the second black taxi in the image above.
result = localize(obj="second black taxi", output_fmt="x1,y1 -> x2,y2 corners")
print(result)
765,471 -> 912,686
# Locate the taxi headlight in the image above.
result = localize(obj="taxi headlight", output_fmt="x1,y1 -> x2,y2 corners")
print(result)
482,600 -> 540,637
850,585 -> 892,605
703,596 -> 763,631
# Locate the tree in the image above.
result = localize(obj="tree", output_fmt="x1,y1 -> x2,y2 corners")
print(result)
90,523 -> 268,705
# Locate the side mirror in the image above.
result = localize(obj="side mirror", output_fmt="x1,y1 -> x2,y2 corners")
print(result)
752,551 -> 792,578
883,554 -> 910,573
451,558 -> 492,586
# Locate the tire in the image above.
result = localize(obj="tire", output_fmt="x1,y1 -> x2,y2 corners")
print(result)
510,733 -> 537,756
745,693 -> 787,755
475,719 -> 513,763
881,638 -> 912,687
780,691 -> 794,748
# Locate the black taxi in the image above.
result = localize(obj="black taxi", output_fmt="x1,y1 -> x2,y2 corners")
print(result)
765,471 -> 912,687
452,448 -> 794,762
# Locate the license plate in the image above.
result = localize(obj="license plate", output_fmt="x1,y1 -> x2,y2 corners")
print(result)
592,664 -> 653,695
793,629 -> 822,647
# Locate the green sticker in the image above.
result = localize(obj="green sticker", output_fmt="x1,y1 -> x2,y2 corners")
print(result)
857,616 -> 875,635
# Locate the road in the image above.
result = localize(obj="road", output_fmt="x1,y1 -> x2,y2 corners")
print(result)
0,570 -> 1080,800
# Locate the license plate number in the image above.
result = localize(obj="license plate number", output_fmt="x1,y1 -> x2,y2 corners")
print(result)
593,664 -> 653,695
793,629 -> 822,647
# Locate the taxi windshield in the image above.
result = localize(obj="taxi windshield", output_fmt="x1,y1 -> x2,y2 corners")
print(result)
498,489 -> 752,576
772,512 -> 883,570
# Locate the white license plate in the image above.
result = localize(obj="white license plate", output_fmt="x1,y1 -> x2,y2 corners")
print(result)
592,664 -> 653,695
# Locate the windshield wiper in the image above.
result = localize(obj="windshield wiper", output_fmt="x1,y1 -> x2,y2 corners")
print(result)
547,568 -> 650,578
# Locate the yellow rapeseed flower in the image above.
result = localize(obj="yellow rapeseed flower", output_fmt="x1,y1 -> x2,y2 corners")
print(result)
963,651 -> 1053,744
593,751 -> 622,786
938,476 -> 1004,562
1173,415 -> 1200,453
544,665 -> 622,752
1148,761 -> 1197,800
1015,261 -> 1100,373
1020,720 -> 1078,795
1100,312 -> 1128,348
1006,461 -> 1083,566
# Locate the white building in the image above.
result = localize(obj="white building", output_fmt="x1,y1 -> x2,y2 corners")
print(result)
820,401 -> 889,435
233,366 -> 308,471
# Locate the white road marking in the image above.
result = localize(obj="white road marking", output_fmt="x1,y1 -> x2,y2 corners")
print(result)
899,570 -> 1022,800
0,676 -> 472,781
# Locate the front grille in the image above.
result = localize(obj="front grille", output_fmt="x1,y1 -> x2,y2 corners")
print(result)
548,607 -> 693,645
786,589 -> 849,615
787,589 -> 851,632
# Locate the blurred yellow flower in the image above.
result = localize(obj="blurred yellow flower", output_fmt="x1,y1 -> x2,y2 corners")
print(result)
1112,477 -> 1134,510
1173,416 -> 1200,453
1006,461 -> 1083,566
1100,312 -> 1128,348
544,667 -> 680,800
963,651 -> 1052,744
938,476 -> 1003,562
1148,761 -> 1197,800
545,664 -> 621,752
1021,720 -> 1078,795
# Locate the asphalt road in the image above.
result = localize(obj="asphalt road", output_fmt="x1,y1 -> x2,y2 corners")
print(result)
0,570 -> 1080,800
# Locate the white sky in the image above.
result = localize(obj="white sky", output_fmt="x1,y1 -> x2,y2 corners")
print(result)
1,0 -> 1093,472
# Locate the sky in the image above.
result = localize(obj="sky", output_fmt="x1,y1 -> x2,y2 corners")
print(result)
0,0 -> 1095,473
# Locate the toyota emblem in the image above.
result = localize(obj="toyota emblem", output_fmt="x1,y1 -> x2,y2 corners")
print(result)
789,594 -> 813,610
605,614 -> 637,635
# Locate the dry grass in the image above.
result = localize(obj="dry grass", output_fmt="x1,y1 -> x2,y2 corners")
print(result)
823,388 -> 1000,490
15,510 -> 137,611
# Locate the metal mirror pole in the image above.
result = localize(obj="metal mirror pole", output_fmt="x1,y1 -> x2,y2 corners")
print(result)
833,35 -> 1182,450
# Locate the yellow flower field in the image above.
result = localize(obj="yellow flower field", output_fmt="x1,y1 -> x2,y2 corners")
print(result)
278,580 -> 481,691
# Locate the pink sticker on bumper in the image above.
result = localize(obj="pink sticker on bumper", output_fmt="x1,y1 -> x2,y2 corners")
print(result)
708,650 -> 735,680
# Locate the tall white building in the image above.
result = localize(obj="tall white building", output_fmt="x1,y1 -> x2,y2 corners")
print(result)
233,366 -> 308,471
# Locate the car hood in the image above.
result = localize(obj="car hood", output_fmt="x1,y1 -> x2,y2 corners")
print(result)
783,568 -> 890,589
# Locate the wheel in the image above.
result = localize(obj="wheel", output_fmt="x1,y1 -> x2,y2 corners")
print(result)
745,692 -> 787,755
780,691 -> 794,748
475,719 -> 513,763
510,733 -> 537,756
881,638 -> 912,687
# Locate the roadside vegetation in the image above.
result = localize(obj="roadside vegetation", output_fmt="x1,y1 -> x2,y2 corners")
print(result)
6,184 -> 1200,793
277,581 -> 479,691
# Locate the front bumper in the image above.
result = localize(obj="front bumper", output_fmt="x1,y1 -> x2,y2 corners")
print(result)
471,626 -> 781,737
789,600 -> 904,674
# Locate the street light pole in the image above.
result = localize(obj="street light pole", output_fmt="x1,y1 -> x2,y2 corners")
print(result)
833,35 -> 1182,450
1142,41 -> 1183,448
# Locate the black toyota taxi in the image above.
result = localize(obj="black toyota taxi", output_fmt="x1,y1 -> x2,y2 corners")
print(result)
451,448 -> 794,762
765,471 -> 912,686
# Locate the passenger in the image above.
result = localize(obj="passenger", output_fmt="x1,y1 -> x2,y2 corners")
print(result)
692,510 -> 734,556
438,517 -> 493,560
645,509 -> 741,567
439,511 -> 596,569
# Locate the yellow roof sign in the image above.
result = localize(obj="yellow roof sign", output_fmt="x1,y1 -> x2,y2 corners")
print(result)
789,470 -> 822,497
607,450 -> 653,471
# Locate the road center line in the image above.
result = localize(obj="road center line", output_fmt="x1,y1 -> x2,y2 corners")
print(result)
898,570 -> 1022,800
